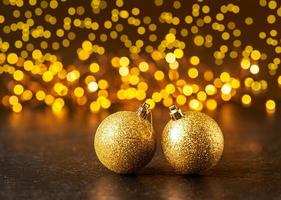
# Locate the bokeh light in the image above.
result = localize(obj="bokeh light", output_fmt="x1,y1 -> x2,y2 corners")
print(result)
0,0 -> 280,114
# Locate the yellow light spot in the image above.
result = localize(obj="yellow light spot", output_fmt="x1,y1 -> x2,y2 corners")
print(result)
13,84 -> 24,95
216,13 -> 224,21
259,32 -> 266,39
165,52 -> 176,63
15,40 -> 23,48
138,82 -> 148,91
265,99 -> 276,112
132,8 -> 140,15
32,49 -> 42,60
176,95 -> 186,105
82,40 -> 92,52
136,90 -> 146,101
165,33 -> 176,43
152,92 -> 162,102
45,95 -> 54,105
119,56 -> 130,67
54,83 -> 68,96
197,91 -> 207,101
129,75 -> 139,85
67,70 -> 80,82
205,84 -> 217,95
90,101 -> 100,113
154,70 -> 164,81
74,87 -> 84,98
22,90 -> 33,101
139,61 -> 149,72
278,7 -> 281,16
251,50 -> 261,60
42,71 -> 54,82
220,72 -> 230,82
168,70 -> 179,81
120,10 -> 129,18
98,79 -> 109,89
89,62 -> 100,73
7,53 -> 18,64
119,66 -> 129,76
185,15 -> 193,24
221,83 -> 232,95
52,98 -> 65,113
206,99 -> 217,110
268,0 -> 277,9
260,80 -> 268,90
100,97 -> 111,109
231,79 -> 240,89
191,84 -> 199,93
50,61 -> 63,74
190,56 -> 200,65
98,90 -> 109,98
174,49 -> 183,59
204,70 -> 214,81
251,81 -> 261,92
36,90 -> 46,101
78,49 -> 90,60
221,32 -> 230,40
267,15 -> 276,24
13,70 -> 24,81
194,35 -> 204,46
244,77 -> 254,88
182,85 -> 193,96
241,94 -> 251,106
165,84 -> 176,94
245,17 -> 253,25
169,61 -> 179,70
189,99 -> 202,111
50,0 -> 58,9
9,96 -> 19,105
188,67 -> 199,79
240,58 -> 251,69
12,103 -> 22,113
278,76 -> 281,86
137,26 -> 145,35
104,20 -> 112,29
221,94 -> 232,101
88,81 -> 98,92
76,96 -> 87,106
23,60 -> 34,71
250,64 -> 259,75
0,15 -> 5,23
163,97 -> 173,107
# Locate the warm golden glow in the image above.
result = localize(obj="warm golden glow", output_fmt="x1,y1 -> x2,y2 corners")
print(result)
0,1 -> 279,113
265,99 -> 276,113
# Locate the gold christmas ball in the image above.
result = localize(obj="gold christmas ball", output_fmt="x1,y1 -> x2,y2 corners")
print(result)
94,109 -> 156,174
162,106 -> 224,174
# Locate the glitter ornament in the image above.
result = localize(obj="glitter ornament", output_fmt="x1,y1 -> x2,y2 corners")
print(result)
161,105 -> 224,174
94,103 -> 156,174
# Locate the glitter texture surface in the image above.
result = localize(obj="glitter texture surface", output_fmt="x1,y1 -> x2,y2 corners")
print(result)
161,111 -> 224,174
94,111 -> 156,174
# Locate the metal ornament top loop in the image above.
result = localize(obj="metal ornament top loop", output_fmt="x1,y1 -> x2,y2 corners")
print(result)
136,102 -> 150,120
169,105 -> 184,120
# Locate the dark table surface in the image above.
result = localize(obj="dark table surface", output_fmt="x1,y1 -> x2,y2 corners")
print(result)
0,103 -> 281,200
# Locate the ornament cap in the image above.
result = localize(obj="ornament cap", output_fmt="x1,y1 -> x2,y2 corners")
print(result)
169,105 -> 184,120
136,102 -> 150,120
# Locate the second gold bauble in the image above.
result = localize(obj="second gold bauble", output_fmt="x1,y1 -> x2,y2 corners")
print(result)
162,106 -> 224,174
94,104 -> 156,174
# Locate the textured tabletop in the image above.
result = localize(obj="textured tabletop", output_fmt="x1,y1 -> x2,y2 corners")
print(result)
1,103 -> 281,200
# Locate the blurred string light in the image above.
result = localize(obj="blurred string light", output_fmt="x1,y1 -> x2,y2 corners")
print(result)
0,0 -> 280,114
